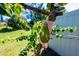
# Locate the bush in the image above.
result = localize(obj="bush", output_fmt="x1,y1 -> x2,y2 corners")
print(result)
8,15 -> 31,30
0,26 -> 14,32
16,35 -> 27,41
18,21 -> 42,56
19,47 -> 27,56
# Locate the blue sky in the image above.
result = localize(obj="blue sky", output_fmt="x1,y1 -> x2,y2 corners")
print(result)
0,3 -> 79,21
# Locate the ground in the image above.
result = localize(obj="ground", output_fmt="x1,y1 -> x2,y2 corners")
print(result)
0,25 -> 60,56
40,47 -> 60,56
0,26 -> 30,56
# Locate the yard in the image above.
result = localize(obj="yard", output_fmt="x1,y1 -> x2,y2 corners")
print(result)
1,3 -> 78,56
0,26 -> 33,56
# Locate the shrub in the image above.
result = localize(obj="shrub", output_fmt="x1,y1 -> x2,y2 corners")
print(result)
16,35 -> 27,41
8,15 -> 31,30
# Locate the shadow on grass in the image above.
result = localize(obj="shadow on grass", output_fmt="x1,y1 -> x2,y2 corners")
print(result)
0,27 -> 16,33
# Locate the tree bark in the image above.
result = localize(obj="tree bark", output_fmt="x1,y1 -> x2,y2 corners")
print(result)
20,3 -> 50,16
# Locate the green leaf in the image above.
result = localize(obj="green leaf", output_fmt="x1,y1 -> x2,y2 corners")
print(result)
13,4 -> 24,16
47,3 -> 54,11
58,3 -> 67,6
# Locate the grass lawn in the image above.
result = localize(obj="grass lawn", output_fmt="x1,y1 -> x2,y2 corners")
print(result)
0,26 -> 32,56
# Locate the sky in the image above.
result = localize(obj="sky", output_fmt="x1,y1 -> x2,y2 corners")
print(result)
0,3 -> 79,21
65,3 -> 79,12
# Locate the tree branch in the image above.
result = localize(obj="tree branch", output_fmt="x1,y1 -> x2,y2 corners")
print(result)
20,3 -> 50,16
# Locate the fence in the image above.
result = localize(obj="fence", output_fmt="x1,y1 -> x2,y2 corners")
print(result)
48,9 -> 79,56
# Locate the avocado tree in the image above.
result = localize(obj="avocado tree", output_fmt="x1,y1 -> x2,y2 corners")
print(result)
1,3 -> 76,56
0,3 -> 31,30
18,3 -> 69,56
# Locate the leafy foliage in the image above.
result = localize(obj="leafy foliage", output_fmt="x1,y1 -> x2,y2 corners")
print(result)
0,26 -> 14,32
22,3 -> 46,26
8,15 -> 31,30
13,4 -> 24,16
51,25 -> 78,38
19,21 -> 41,56
0,3 -> 11,16
4,3 -> 13,16
16,35 -> 27,41
19,47 -> 27,56
1,3 -> 77,56
47,3 -> 55,12
58,3 -> 67,6
47,3 -> 67,15
0,3 -> 31,30
19,21 -> 78,56
0,3 -> 24,17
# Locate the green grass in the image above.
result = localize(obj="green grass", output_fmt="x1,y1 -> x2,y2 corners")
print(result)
0,30 -> 27,40
0,40 -> 27,56
0,26 -> 32,56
